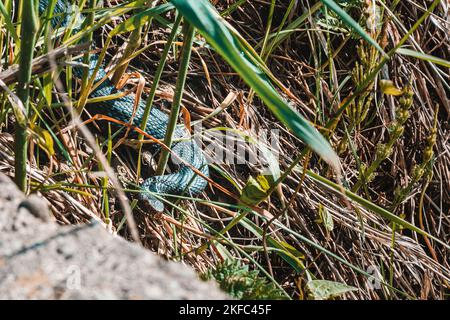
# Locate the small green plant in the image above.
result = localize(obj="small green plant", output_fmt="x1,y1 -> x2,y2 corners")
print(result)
352,85 -> 413,193
391,104 -> 438,211
345,0 -> 386,130
316,0 -> 363,35
202,260 -> 288,300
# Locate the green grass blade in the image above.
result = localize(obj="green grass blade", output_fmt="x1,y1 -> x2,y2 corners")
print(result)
305,169 -> 450,250
320,0 -> 385,56
260,1 -> 323,52
110,3 -> 174,36
397,47 -> 450,68
0,1 -> 19,42
171,0 -> 339,171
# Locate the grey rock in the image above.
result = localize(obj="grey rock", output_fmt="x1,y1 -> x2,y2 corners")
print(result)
0,173 -> 227,300
18,194 -> 52,222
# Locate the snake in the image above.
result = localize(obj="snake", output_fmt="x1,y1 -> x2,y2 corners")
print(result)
37,0 -> 209,212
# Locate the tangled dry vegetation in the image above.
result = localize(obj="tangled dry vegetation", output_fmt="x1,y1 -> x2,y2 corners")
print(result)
0,0 -> 448,299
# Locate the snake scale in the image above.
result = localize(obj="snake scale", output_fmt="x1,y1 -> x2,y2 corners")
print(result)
38,0 -> 209,211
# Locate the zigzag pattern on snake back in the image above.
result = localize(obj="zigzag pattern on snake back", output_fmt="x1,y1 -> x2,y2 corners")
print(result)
38,0 -> 209,212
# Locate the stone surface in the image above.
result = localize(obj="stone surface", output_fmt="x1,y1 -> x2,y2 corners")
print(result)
0,173 -> 227,299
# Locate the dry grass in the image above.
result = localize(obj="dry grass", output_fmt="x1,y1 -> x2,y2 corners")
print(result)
0,0 -> 448,299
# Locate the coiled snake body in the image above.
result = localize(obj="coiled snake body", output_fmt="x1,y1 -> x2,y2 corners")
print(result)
38,0 -> 209,211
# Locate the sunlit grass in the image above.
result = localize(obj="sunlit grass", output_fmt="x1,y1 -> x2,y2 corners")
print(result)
0,0 -> 448,300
